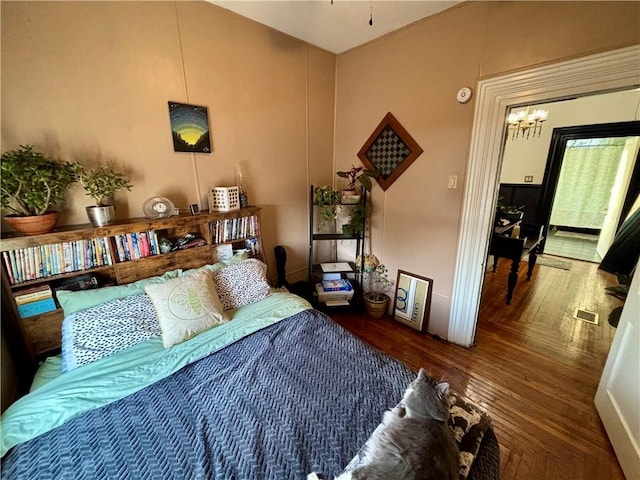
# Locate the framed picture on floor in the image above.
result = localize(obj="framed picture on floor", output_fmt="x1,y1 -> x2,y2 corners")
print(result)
392,270 -> 432,332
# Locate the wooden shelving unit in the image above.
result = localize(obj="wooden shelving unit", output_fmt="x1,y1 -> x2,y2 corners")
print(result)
1,207 -> 265,367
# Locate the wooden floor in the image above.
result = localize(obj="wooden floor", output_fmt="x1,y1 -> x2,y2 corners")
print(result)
330,257 -> 624,480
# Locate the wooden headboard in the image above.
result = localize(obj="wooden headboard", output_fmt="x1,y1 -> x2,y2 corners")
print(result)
1,207 -> 265,380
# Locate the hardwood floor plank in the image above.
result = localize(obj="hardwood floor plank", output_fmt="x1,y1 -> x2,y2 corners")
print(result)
329,258 -> 624,479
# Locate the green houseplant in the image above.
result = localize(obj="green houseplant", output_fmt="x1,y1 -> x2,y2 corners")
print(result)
356,253 -> 394,318
78,164 -> 132,227
313,186 -> 341,232
0,145 -> 78,234
341,202 -> 370,237
336,165 -> 379,204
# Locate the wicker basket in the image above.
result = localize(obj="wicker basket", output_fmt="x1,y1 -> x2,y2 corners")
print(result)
364,293 -> 389,318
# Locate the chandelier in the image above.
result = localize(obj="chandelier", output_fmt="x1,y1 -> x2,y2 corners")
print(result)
507,107 -> 548,139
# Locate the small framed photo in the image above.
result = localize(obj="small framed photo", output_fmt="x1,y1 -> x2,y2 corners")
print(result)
392,270 -> 433,332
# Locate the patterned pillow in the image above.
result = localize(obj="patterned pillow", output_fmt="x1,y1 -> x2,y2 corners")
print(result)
448,392 -> 492,478
144,271 -> 228,348
61,293 -> 161,372
211,259 -> 271,311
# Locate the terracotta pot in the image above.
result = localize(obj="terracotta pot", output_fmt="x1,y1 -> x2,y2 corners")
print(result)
3,212 -> 60,235
364,293 -> 390,318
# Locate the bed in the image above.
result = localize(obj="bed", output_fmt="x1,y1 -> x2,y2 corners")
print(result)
1,258 -> 500,479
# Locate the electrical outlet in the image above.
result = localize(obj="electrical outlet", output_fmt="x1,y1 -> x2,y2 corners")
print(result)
524,175 -> 533,183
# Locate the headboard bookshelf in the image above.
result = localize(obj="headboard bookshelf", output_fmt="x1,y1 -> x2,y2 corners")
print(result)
1,207 -> 265,384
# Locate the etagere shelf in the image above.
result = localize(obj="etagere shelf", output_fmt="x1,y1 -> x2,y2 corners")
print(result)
308,186 -> 365,310
1,207 -> 265,371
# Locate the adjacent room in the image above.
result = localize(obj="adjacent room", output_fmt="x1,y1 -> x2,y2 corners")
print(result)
1,1 -> 639,479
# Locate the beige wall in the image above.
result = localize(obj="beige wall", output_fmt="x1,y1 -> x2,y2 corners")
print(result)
335,1 -> 640,338
1,1 -> 336,282
2,1 -> 639,343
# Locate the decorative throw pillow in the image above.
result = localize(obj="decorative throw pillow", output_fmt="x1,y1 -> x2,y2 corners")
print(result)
144,270 -> 228,348
448,392 -> 492,478
211,258 -> 271,311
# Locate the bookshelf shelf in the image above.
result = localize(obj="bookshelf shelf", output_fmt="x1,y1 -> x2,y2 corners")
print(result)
1,207 -> 265,365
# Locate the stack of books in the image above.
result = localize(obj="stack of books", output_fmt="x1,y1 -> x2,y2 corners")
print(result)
315,278 -> 354,306
14,284 -> 57,318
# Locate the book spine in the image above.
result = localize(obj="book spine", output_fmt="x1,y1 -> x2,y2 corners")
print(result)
103,237 -> 113,265
2,252 -> 15,285
15,289 -> 53,305
9,250 -> 19,284
27,247 -> 35,280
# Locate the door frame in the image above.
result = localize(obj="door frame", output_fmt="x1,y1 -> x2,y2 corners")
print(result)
538,121 -> 640,242
448,45 -> 640,347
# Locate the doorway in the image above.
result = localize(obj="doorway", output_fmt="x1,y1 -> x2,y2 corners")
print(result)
538,121 -> 640,263
448,45 -> 640,347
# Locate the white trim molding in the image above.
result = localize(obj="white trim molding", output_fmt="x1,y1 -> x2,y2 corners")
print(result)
448,45 -> 640,347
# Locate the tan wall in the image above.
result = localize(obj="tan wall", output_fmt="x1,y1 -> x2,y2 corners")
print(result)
335,1 -> 640,338
2,1 -> 639,344
1,1 -> 336,282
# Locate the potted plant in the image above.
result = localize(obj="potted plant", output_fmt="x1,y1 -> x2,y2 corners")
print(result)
0,145 -> 78,235
356,253 -> 394,318
78,164 -> 132,227
341,202 -> 370,237
336,165 -> 379,204
313,185 -> 341,232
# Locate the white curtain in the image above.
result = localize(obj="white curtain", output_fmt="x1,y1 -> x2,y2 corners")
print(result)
550,138 -> 627,229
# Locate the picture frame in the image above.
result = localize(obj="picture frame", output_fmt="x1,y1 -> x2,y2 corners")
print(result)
357,112 -> 423,191
392,270 -> 433,332
168,101 -> 212,153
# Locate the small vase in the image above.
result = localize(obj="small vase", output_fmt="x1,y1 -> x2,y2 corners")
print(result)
86,205 -> 115,227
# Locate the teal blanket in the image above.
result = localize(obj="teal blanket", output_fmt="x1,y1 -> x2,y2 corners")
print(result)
1,292 -> 311,457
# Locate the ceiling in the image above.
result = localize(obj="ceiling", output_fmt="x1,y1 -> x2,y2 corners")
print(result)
207,1 -> 464,54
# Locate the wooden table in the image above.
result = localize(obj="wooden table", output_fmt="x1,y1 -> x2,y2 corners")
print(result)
489,221 -> 544,304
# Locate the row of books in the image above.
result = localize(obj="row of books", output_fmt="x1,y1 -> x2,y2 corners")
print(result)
13,284 -> 57,318
2,238 -> 113,285
113,231 -> 160,262
211,215 -> 259,244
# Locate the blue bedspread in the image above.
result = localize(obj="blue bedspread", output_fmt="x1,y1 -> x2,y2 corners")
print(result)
2,309 -> 414,479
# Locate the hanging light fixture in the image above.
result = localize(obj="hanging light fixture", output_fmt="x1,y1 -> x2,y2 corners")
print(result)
507,107 -> 548,139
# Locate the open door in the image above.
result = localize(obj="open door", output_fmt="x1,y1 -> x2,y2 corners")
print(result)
595,263 -> 640,479
597,138 -> 640,259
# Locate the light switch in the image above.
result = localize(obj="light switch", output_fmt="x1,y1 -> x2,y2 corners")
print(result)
524,175 -> 533,183
448,175 -> 457,189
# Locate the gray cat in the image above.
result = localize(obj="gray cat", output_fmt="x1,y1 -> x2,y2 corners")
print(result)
335,368 -> 459,480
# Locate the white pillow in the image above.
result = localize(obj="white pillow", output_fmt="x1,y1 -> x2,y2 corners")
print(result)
211,259 -> 271,311
144,270 -> 228,347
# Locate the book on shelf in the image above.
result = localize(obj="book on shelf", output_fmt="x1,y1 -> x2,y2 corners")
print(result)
13,284 -> 53,305
320,262 -> 352,273
17,296 -> 57,318
321,278 -> 353,292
